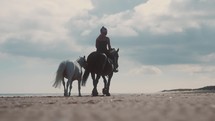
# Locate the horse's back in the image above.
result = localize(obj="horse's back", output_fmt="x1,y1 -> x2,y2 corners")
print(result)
64,61 -> 73,71
90,51 -> 106,59
87,51 -> 113,75
64,61 -> 81,79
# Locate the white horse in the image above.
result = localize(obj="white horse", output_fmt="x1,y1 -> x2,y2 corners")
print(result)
53,56 -> 86,96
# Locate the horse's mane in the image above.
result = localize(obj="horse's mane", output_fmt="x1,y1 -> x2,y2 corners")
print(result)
109,48 -> 116,53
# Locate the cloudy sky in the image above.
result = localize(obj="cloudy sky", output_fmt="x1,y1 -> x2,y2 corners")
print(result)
0,0 -> 215,94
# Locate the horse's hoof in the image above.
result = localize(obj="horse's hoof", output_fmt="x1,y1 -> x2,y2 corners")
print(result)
102,88 -> 108,95
102,88 -> 106,94
106,93 -> 111,96
92,89 -> 98,96
92,92 -> 98,96
92,94 -> 99,96
65,94 -> 70,97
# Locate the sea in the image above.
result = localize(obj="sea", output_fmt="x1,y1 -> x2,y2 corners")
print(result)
0,93 -> 66,97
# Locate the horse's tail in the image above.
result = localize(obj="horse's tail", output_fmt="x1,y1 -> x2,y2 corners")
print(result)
53,61 -> 66,88
82,70 -> 90,86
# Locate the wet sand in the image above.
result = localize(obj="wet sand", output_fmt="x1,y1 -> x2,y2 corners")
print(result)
1,93 -> 215,121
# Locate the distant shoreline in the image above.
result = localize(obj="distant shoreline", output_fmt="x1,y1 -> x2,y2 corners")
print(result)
162,85 -> 215,92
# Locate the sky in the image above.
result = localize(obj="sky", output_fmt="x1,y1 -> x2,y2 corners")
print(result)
0,0 -> 215,94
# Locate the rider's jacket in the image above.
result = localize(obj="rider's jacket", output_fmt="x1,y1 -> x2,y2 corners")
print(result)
96,35 -> 110,55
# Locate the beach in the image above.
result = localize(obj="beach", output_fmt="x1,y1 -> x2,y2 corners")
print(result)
1,93 -> 215,121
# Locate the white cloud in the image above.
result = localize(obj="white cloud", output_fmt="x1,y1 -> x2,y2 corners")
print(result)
169,64 -> 215,74
66,0 -> 215,37
134,0 -> 171,16
0,52 -> 8,59
129,65 -> 162,75
130,0 -> 215,34
0,0 -> 94,59
109,25 -> 138,37
95,0 -> 215,35
200,53 -> 215,63
0,0 -> 93,43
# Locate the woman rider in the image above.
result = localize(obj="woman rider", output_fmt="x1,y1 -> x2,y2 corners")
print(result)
95,26 -> 117,72
95,26 -> 111,55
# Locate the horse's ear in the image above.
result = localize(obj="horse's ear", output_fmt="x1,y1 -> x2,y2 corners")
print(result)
117,48 -> 119,52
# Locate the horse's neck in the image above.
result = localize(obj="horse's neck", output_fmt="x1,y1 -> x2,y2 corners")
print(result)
76,61 -> 83,68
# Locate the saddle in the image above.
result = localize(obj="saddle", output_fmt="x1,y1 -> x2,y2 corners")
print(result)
96,51 -> 117,72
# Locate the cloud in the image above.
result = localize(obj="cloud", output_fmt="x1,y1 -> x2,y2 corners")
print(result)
90,0 -> 146,16
201,53 -> 215,64
0,0 -> 93,41
169,64 -> 215,74
63,0 -> 215,66
129,65 -> 162,75
68,0 -> 215,37
0,39 -> 81,60
0,0 -> 93,59
1,0 -> 215,65
116,0 -> 215,65
129,0 -> 215,34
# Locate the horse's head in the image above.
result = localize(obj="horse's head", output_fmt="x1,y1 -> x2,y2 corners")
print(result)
77,56 -> 87,69
110,48 -> 119,72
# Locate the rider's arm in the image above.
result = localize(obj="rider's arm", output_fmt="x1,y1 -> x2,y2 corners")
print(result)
107,37 -> 111,50
96,38 -> 99,49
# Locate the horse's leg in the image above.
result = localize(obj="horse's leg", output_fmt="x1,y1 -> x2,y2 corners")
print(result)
106,73 -> 113,96
62,78 -> 67,96
68,79 -> 73,96
92,73 -> 99,96
66,78 -> 72,97
102,76 -> 108,95
78,79 -> 81,97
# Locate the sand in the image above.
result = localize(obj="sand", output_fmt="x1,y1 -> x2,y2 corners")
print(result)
1,93 -> 215,121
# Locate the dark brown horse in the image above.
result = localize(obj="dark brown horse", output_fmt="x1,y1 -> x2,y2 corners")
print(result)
82,48 -> 119,96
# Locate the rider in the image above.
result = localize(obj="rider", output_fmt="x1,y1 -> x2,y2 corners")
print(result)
95,26 -> 117,72
96,26 -> 111,56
